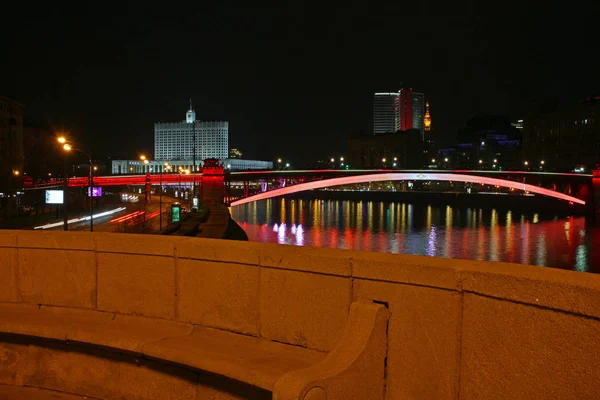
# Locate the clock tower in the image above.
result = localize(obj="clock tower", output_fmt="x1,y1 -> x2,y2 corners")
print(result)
186,98 -> 196,123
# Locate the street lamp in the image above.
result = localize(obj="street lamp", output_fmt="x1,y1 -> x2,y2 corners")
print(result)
540,160 -> 545,165
444,157 -> 449,162
340,157 -> 344,162
479,159 -> 483,164
493,159 -> 498,163
431,158 -> 436,163
159,162 -> 172,231
60,138 -> 95,232
12,170 -> 19,176
330,157 -> 335,163
524,161 -> 529,166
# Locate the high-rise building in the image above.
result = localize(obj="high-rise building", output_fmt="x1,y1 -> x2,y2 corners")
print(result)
154,103 -> 228,161
412,92 -> 425,135
374,93 -> 401,134
373,89 -> 425,137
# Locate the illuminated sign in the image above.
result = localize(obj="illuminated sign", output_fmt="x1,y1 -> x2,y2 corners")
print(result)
45,190 -> 64,204
87,187 -> 103,197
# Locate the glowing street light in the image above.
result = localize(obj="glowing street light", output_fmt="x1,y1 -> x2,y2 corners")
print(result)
58,138 -> 94,232
277,158 -> 282,163
431,158 -> 436,163
393,157 -> 397,161
140,155 -> 146,161
493,159 -> 498,163
285,163 -> 290,168
444,157 -> 449,162
382,158 -> 386,163
540,160 -> 545,165
340,157 -> 344,162
478,159 -> 483,164
330,158 -> 335,163
524,161 -> 529,166
13,170 -> 20,176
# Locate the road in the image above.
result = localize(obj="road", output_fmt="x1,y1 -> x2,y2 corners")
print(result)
32,193 -> 183,232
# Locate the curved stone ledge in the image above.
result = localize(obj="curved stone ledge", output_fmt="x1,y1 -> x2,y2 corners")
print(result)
1,230 -> 599,399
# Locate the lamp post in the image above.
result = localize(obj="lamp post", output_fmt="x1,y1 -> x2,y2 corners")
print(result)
160,163 -> 172,231
57,137 -> 69,231
60,138 -> 94,232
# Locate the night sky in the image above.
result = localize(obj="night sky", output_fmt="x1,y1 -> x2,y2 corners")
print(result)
3,2 -> 598,164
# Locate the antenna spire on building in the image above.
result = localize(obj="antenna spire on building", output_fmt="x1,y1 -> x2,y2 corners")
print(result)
189,98 -> 193,111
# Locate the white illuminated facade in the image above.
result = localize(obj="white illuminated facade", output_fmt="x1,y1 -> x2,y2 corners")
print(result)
111,158 -> 272,174
154,105 -> 228,161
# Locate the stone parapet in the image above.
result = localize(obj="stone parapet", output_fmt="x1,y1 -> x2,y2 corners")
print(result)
0,229 -> 598,399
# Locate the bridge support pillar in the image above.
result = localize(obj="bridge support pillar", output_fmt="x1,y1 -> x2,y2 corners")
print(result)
244,181 -> 249,198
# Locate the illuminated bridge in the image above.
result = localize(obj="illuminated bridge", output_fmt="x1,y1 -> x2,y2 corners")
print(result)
32,169 -> 598,213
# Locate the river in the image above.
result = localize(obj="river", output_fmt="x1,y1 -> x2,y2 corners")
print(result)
231,198 -> 599,273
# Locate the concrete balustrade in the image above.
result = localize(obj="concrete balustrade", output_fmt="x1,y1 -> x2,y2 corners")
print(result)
0,230 -> 599,399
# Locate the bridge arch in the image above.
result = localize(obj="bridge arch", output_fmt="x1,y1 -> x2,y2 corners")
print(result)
229,172 -> 586,207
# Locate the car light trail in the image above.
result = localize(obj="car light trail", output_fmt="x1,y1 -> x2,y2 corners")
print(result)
110,210 -> 146,223
33,207 -> 127,230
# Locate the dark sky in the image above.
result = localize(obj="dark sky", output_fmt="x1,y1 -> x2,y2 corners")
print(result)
3,1 -> 598,164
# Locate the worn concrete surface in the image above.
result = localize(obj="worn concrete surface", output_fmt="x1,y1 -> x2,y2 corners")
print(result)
0,230 -> 599,399
0,384 -> 96,399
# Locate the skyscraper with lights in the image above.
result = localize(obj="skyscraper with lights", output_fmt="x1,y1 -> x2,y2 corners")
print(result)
374,89 -> 426,137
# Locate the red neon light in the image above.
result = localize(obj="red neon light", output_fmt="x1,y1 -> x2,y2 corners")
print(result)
230,173 -> 586,207
110,210 -> 145,223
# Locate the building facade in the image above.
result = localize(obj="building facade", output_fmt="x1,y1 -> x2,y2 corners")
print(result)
348,130 -> 424,169
111,158 -> 272,174
412,92 -> 425,135
373,93 -> 400,134
229,148 -> 243,159
154,106 -> 228,161
524,96 -> 600,171
373,89 -> 426,136
0,97 -> 24,193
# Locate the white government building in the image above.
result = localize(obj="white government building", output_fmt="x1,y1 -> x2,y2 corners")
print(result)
111,103 -> 272,174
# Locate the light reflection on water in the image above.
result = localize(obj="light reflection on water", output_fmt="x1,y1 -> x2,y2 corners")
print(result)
231,198 -> 598,273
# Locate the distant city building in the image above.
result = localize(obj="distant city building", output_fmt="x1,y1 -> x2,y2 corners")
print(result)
412,91 -> 425,135
348,129 -> 424,169
111,158 -> 272,174
229,148 -> 243,159
0,96 -> 24,198
154,103 -> 228,161
524,96 -> 600,171
511,119 -> 524,131
373,89 -> 426,138
373,93 -> 400,134
424,102 -> 432,133
437,115 -> 523,170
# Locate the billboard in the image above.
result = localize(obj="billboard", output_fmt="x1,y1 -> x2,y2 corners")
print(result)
87,187 -> 102,197
45,190 -> 64,204
171,204 -> 181,223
